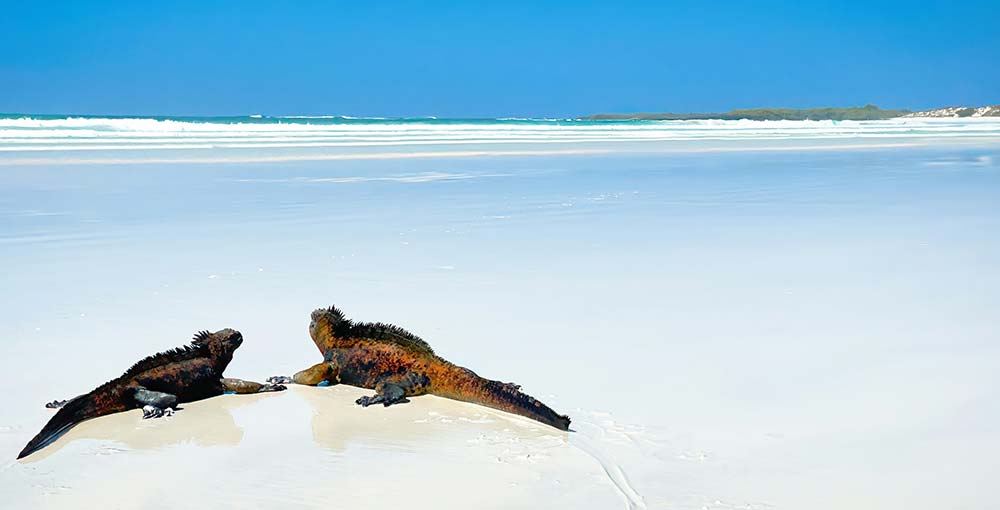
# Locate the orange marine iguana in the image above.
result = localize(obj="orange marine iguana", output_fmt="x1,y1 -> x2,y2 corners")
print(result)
18,328 -> 284,459
268,306 -> 571,431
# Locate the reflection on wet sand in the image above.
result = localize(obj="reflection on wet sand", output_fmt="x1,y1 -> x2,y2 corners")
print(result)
296,385 -> 568,454
21,392 -> 283,462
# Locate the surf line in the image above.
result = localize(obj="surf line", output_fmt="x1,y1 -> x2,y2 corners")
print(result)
0,148 -> 613,166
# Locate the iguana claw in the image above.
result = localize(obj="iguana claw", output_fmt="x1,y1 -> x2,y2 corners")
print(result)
142,405 -> 173,419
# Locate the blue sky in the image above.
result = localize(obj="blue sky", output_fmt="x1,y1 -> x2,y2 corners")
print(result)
1,1 -> 997,117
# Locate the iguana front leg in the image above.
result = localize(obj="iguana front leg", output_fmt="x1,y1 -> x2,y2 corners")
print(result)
269,361 -> 339,386
221,378 -> 286,394
356,372 -> 430,408
133,388 -> 179,419
356,382 -> 409,407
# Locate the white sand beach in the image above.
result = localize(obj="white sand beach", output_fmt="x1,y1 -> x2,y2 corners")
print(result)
2,120 -> 999,509
5,386 -> 644,509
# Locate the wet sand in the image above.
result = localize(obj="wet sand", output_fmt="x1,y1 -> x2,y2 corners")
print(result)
2,132 -> 998,509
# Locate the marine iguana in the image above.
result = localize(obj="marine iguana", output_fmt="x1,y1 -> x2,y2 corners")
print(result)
269,306 -> 571,431
17,328 -> 284,459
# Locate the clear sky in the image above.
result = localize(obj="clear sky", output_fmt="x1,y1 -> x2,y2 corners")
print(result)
2,0 -> 997,117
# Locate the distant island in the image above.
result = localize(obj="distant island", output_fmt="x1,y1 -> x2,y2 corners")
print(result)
581,104 -> 1000,121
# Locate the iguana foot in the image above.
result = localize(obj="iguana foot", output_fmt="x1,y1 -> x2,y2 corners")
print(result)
267,376 -> 293,385
356,395 -> 378,407
142,405 -> 174,419
357,395 -> 410,407
258,383 -> 287,393
45,399 -> 68,409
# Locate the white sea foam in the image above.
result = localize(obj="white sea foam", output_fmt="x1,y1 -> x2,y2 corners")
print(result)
0,116 -> 997,163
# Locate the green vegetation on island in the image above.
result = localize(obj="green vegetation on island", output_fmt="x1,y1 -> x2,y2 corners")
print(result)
582,104 -> 911,121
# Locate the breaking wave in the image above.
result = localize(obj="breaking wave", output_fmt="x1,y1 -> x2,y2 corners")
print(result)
0,115 -> 997,157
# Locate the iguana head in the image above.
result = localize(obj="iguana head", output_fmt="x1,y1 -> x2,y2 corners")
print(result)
309,306 -> 346,354
192,328 -> 243,361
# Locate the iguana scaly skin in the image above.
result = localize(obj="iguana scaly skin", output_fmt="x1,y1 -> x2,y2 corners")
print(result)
271,306 -> 571,431
18,329 -> 284,459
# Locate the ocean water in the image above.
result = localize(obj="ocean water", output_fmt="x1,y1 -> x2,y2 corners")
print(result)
0,116 -> 998,509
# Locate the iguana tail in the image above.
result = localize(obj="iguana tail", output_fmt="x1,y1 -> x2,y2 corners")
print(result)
18,389 -> 127,459
434,370 -> 571,431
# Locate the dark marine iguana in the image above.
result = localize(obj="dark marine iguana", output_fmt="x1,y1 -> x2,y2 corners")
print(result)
269,306 -> 571,431
18,328 -> 284,459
